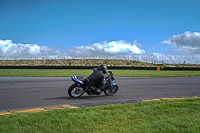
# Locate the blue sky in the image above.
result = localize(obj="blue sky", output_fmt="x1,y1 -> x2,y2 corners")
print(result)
0,0 -> 200,63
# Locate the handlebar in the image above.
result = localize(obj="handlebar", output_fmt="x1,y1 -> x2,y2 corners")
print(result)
106,71 -> 114,81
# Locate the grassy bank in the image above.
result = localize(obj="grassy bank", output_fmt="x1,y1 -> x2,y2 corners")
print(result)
0,98 -> 199,132
0,59 -> 155,67
1,59 -> 200,68
0,69 -> 200,77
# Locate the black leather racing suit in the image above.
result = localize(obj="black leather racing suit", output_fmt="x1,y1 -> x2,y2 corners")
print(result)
86,68 -> 105,94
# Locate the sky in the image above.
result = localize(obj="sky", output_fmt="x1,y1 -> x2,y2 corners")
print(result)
0,0 -> 200,64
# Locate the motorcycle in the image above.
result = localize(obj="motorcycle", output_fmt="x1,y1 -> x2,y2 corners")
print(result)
68,71 -> 118,98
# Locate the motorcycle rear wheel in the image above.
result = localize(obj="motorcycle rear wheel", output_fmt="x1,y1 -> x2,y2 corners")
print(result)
104,85 -> 118,96
68,84 -> 84,98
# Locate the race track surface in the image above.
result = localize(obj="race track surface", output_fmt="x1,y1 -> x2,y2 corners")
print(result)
0,77 -> 200,111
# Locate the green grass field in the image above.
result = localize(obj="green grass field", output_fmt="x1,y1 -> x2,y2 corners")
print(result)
0,69 -> 200,77
1,69 -> 199,132
0,98 -> 199,132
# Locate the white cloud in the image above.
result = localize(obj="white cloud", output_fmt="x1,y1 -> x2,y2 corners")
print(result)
137,53 -> 200,64
65,40 -> 145,57
160,31 -> 200,54
1,33 -> 200,64
64,39 -> 200,64
0,39 -> 62,58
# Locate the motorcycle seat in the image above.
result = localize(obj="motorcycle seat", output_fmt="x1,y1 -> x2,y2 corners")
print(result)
76,76 -> 86,81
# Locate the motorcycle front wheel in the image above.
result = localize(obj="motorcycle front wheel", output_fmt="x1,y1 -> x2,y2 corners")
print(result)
68,84 -> 84,98
104,85 -> 118,96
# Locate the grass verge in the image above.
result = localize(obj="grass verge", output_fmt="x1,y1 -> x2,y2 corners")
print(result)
0,98 -> 200,132
0,69 -> 200,77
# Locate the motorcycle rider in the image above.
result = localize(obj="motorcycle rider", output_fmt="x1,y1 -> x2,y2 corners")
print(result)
86,64 -> 108,95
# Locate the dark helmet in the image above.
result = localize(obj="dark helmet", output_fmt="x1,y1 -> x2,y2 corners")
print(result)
100,64 -> 107,74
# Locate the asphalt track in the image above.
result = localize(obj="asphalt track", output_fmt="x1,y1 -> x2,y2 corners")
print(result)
0,77 -> 200,111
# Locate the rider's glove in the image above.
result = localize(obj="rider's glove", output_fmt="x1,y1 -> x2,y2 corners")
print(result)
101,79 -> 106,85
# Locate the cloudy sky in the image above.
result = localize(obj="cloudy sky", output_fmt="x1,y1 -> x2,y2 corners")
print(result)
0,0 -> 200,63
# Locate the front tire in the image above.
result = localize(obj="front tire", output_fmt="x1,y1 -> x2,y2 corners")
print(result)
68,84 -> 84,98
104,85 -> 118,96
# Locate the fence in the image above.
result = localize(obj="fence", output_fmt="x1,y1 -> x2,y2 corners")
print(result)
0,56 -> 133,60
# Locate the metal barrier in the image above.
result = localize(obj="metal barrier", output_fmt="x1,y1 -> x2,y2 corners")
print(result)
0,66 -> 199,70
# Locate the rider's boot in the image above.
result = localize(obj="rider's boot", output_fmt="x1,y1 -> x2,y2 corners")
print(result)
96,89 -> 101,95
91,86 -> 101,95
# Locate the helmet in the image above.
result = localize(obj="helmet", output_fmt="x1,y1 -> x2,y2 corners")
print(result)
100,64 -> 107,74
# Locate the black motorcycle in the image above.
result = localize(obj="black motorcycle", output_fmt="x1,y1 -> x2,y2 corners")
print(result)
68,71 -> 118,98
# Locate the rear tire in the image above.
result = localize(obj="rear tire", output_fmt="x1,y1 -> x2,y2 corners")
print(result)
104,85 -> 118,96
68,84 -> 84,98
